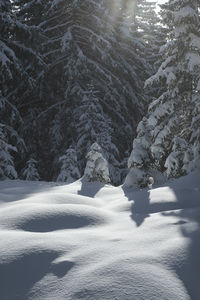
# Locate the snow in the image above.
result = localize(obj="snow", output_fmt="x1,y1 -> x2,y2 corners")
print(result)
174,6 -> 196,23
84,143 -> 111,184
189,34 -> 200,50
186,53 -> 200,71
0,170 -> 200,299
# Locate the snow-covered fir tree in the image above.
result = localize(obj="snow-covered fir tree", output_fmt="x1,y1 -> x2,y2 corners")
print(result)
44,0 -> 152,184
11,0 -> 48,176
136,0 -> 161,74
72,84 -> 121,184
57,148 -> 80,183
22,157 -> 40,181
0,1 -> 24,177
0,0 -> 44,178
1,0 -> 44,105
84,142 -> 110,184
126,0 -> 200,187
0,124 -> 18,179
4,0 -> 199,186
125,117 -> 153,188
0,0 -> 21,94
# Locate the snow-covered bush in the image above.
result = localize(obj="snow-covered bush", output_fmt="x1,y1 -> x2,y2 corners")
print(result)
57,148 -> 80,183
124,165 -> 166,189
124,167 -> 148,188
23,158 -> 40,181
84,143 -> 110,184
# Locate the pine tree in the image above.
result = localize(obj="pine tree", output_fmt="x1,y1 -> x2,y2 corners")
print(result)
12,0 -> 157,184
46,0 -> 149,183
164,137 -> 187,178
84,142 -> 110,184
0,0 -> 20,93
57,148 -> 80,183
0,0 -> 23,154
22,157 -> 40,181
23,0 -> 144,183
11,0 -> 47,172
1,0 -> 44,105
0,0 -> 44,178
125,117 -> 153,187
72,84 -> 120,182
0,124 -> 18,179
126,0 -> 200,186
21,0 -> 75,180
136,0 -> 160,74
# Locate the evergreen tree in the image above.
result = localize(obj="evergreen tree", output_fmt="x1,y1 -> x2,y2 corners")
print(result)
1,0 -> 44,106
136,0 -> 160,74
12,0 -> 47,173
22,157 -> 40,181
0,124 -> 18,179
47,0 -> 149,183
57,148 -> 80,183
126,0 -> 200,187
20,0 -> 146,183
0,0 -> 44,178
125,117 -> 153,187
84,142 -> 110,184
73,84 -> 121,183
0,0 -> 24,171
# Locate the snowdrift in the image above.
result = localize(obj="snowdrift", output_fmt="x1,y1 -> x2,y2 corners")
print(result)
0,171 -> 200,299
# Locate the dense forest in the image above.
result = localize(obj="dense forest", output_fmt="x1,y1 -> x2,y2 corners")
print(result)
0,0 -> 200,186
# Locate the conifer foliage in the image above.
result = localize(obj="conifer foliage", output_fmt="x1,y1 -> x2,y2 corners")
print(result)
22,158 -> 40,181
0,0 -> 43,179
126,0 -> 200,187
48,0 -> 149,184
0,124 -> 18,179
84,143 -> 111,184
1,0 -> 198,186
57,148 -> 80,183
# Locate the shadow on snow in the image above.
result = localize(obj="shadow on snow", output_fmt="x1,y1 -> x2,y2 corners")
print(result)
123,171 -> 200,299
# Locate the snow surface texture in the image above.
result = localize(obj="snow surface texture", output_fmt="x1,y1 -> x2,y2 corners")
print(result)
0,171 -> 200,300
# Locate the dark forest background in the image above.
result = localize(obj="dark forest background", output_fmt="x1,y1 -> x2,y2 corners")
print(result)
0,0 -> 199,185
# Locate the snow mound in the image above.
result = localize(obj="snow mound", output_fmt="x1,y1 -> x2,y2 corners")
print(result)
0,171 -> 200,299
0,204 -> 111,232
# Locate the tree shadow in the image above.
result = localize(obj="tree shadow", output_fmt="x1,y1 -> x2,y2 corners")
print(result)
0,251 -> 76,300
162,202 -> 200,300
161,180 -> 200,300
122,186 -> 151,227
78,178 -> 105,198
51,260 -> 75,278
162,207 -> 200,299
0,251 -> 58,300
123,172 -> 200,297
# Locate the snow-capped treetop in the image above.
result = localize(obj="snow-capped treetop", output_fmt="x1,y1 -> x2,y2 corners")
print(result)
22,158 -> 40,181
84,142 -> 110,184
57,148 -> 80,183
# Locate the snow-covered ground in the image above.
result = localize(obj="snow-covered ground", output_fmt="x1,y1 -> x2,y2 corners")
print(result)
0,171 -> 200,300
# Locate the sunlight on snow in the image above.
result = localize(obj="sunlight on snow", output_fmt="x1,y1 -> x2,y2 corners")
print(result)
149,186 -> 177,204
108,0 -> 137,24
